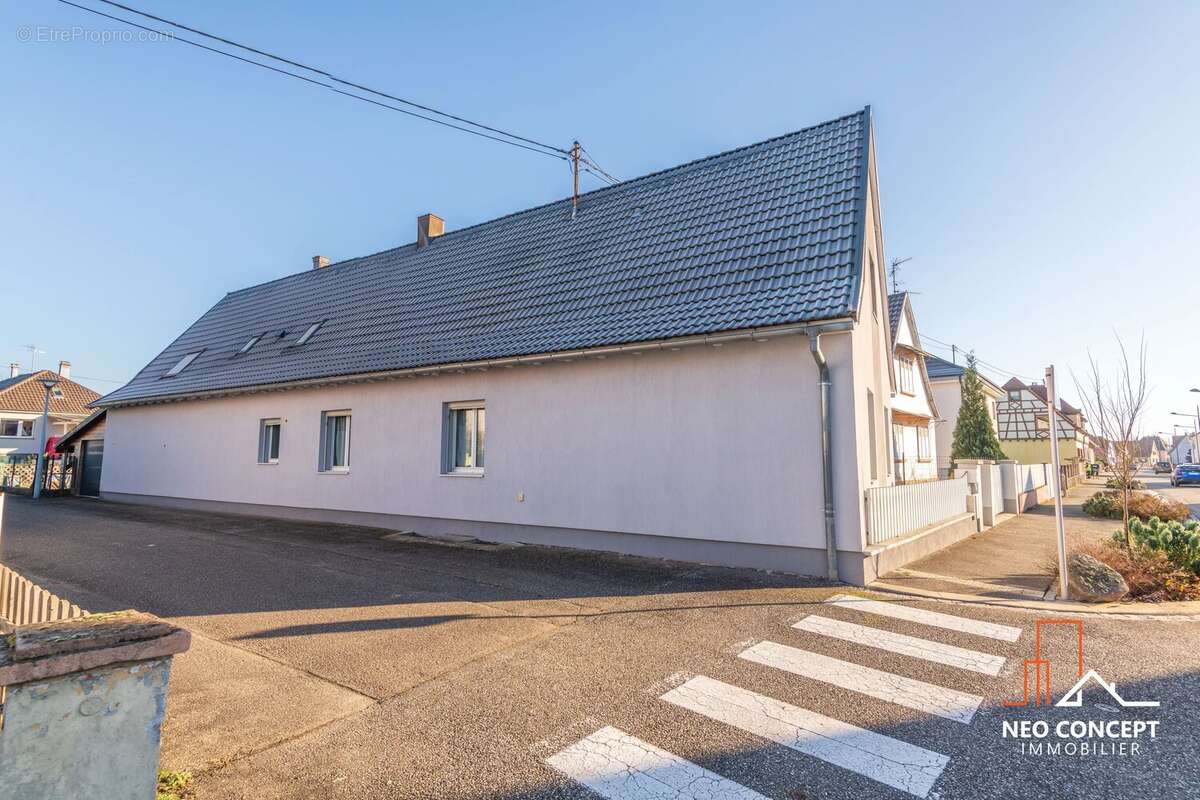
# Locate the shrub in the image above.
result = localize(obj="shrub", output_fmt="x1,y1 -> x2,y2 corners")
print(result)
1082,492 -> 1120,519
1077,541 -> 1200,602
1118,516 -> 1200,574
1082,490 -> 1190,523
1106,477 -> 1145,491
1127,492 -> 1191,523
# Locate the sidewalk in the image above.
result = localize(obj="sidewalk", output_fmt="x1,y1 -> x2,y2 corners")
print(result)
876,478 -> 1115,600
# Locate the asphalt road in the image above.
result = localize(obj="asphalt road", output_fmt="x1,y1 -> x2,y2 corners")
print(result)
2,496 -> 1198,800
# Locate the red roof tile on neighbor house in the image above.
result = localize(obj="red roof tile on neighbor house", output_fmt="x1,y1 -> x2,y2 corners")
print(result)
0,370 -> 100,416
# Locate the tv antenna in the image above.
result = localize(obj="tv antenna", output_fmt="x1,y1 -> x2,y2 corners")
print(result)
889,257 -> 912,294
23,344 -> 45,371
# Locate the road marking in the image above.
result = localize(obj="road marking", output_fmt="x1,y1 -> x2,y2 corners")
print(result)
739,640 -> 983,724
826,594 -> 1023,642
661,676 -> 948,798
794,615 -> 1005,675
545,725 -> 769,800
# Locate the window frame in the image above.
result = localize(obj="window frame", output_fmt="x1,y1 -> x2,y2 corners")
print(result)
897,356 -> 916,395
1,418 -> 35,438
163,349 -> 203,378
318,410 -> 351,473
891,422 -> 905,462
917,426 -> 931,461
442,401 -> 486,476
258,418 -> 281,465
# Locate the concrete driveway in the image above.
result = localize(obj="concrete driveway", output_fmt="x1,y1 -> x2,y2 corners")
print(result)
2,496 -> 1198,799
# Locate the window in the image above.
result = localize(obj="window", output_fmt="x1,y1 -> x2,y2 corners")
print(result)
892,423 -> 905,461
867,390 -> 878,480
319,411 -> 351,472
295,321 -> 324,346
917,427 -> 931,460
1008,390 -> 1021,402
897,357 -> 915,395
868,254 -> 878,319
50,386 -> 64,399
1,419 -> 34,437
164,350 -> 202,377
443,401 -> 485,474
238,334 -> 261,355
258,418 -> 281,464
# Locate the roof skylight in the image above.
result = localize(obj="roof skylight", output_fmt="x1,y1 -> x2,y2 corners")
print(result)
238,334 -> 261,355
295,321 -> 324,346
164,350 -> 202,377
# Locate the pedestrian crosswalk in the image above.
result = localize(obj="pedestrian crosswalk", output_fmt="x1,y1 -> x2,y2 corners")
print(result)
545,593 -> 1022,800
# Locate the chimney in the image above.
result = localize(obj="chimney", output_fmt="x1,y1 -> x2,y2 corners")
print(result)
312,255 -> 331,270
58,360 -> 71,379
416,213 -> 445,249
8,363 -> 19,378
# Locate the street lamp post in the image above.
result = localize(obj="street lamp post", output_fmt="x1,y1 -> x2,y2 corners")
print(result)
31,377 -> 60,500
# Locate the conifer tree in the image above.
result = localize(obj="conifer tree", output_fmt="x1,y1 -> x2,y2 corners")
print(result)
951,354 -> 1006,462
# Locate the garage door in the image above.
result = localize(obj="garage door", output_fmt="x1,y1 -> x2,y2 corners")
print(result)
81,439 -> 104,497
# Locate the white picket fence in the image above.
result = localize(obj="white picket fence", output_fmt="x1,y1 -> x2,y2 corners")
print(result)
0,564 -> 88,627
865,475 -> 971,545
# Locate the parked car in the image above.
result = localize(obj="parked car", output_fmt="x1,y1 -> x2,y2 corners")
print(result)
1171,464 -> 1200,486
1154,461 -> 1174,474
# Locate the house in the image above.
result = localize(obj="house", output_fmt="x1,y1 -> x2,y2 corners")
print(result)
0,362 -> 99,458
885,292 -> 938,482
995,378 -> 1090,465
1170,434 -> 1196,466
924,354 -> 1004,477
92,108 -> 948,585
1139,435 -> 1170,465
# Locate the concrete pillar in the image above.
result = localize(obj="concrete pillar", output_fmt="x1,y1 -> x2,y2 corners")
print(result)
956,460 -> 984,531
0,611 -> 191,800
998,460 -> 1020,514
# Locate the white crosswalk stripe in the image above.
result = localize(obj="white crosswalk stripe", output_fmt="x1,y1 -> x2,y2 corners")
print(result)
793,614 -> 1006,675
824,593 -> 1022,641
661,675 -> 949,799
545,725 -> 770,800
739,640 -> 984,724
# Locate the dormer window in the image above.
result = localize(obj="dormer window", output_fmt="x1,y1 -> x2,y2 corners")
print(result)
164,350 -> 202,377
295,321 -> 324,346
238,334 -> 262,355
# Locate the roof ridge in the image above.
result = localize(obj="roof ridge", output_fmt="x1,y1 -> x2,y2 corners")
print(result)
224,108 -> 870,299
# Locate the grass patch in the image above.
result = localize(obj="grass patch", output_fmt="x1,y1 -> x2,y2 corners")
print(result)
157,769 -> 194,800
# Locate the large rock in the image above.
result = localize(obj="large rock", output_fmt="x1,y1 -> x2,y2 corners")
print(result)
1066,553 -> 1128,602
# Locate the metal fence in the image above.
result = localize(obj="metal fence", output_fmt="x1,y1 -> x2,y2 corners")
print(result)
865,475 -> 971,545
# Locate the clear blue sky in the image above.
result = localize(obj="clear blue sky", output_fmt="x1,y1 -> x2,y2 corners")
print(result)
4,0 -> 1197,435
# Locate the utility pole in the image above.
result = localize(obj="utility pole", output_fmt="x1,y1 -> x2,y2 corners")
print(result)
570,141 -> 581,220
1045,365 -> 1069,600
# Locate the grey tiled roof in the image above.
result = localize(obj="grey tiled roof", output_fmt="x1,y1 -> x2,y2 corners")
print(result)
924,354 -> 964,380
100,109 -> 871,406
887,291 -> 906,339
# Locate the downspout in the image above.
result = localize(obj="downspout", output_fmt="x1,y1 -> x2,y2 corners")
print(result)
809,332 -> 839,582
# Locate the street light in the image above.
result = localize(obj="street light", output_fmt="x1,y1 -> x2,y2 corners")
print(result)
31,377 -> 60,500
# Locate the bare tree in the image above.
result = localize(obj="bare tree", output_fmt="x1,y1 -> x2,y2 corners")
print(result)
1073,334 -> 1149,550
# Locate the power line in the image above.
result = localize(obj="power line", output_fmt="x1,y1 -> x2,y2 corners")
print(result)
57,0 -> 570,161
921,334 -> 1038,383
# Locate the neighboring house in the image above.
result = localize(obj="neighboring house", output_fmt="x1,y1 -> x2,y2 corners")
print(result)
55,409 -> 107,497
995,378 -> 1090,465
885,292 -> 938,482
91,108 -> 915,585
1139,435 -> 1170,465
1171,434 -> 1199,466
0,362 -> 99,458
924,354 -> 1004,477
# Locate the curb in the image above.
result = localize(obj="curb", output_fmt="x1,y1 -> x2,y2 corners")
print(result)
867,580 -> 1200,619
